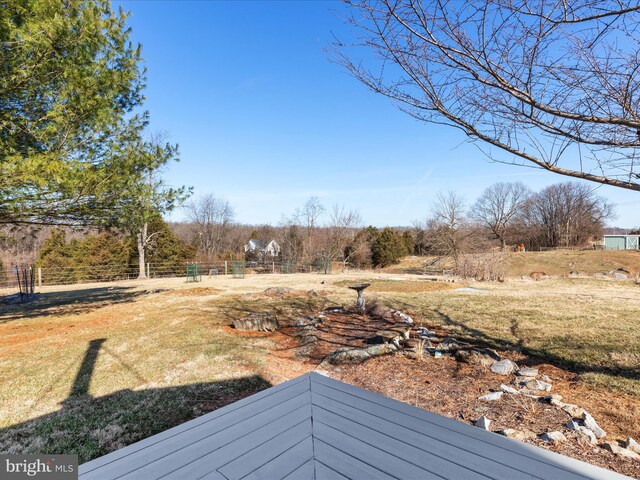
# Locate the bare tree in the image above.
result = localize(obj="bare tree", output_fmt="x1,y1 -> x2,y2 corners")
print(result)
185,194 -> 235,259
293,197 -> 326,263
317,205 -> 364,272
522,182 -> 613,247
426,191 -> 470,264
335,1 -> 640,191
471,182 -> 530,250
295,197 -> 325,233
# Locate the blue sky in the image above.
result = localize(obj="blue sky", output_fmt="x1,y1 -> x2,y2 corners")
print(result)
116,0 -> 639,227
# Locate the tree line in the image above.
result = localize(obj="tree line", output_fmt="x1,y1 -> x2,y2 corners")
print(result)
0,1 -> 634,280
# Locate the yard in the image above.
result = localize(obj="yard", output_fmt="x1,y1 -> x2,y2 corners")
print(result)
1,258 -> 639,476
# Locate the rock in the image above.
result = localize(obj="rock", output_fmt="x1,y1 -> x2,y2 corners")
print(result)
576,428 -> 598,446
611,271 -> 628,279
263,287 -> 292,295
602,442 -> 640,460
435,337 -> 464,353
322,348 -> 371,365
523,379 -> 552,392
624,437 -> 640,454
474,416 -> 491,430
530,271 -> 546,281
320,306 -> 345,314
565,421 -> 597,445
299,334 -> 318,345
582,413 -> 606,439
561,403 -> 587,418
390,309 -> 414,324
233,312 -> 279,331
565,420 -> 581,431
415,326 -> 435,338
540,374 -> 552,383
499,429 -> 536,442
542,394 -> 563,404
307,289 -> 319,296
540,431 -> 567,443
455,348 -> 498,367
518,391 -> 542,400
479,391 -> 503,402
491,359 -> 518,375
516,367 -> 539,377
500,384 -> 519,394
549,398 -> 565,407
292,316 -> 323,327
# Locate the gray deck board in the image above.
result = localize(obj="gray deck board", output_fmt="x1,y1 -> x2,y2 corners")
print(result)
80,375 -> 307,477
313,439 -> 396,480
241,434 -> 314,480
312,384 -> 545,479
282,458 -> 315,480
155,405 -> 312,480
120,402 -> 310,479
314,462 -> 350,480
79,372 -> 632,480
311,374 -> 628,480
217,419 -> 313,479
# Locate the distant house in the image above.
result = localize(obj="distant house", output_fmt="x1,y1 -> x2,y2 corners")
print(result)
604,234 -> 640,250
243,239 -> 280,258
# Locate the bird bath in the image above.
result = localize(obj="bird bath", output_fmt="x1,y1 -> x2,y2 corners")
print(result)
348,283 -> 370,310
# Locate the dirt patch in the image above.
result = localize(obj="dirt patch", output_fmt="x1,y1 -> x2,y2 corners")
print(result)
166,287 -> 223,296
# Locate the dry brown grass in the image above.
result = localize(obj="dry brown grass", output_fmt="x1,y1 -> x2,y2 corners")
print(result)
1,267 -> 639,466
507,249 -> 640,277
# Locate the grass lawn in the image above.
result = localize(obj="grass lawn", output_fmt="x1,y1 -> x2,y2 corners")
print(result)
1,263 -> 639,463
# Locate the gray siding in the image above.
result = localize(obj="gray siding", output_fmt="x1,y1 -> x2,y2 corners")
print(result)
80,372 -> 631,479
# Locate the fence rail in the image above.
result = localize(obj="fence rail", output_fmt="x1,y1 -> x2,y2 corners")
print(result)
0,260 -> 323,296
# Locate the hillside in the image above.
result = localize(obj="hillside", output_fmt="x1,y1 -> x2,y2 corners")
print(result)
386,251 -> 640,278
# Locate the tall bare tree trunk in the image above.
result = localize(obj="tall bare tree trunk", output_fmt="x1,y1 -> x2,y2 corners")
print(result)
137,222 -> 147,279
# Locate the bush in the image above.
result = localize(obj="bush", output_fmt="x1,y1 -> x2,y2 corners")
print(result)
371,228 -> 408,267
456,252 -> 507,281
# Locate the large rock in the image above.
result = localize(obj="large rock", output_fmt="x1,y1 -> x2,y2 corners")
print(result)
233,312 -> 279,331
474,416 -> 491,430
624,437 -> 640,454
566,422 -> 597,446
602,442 -> 640,460
516,367 -> 539,377
390,309 -> 414,324
321,343 -> 398,366
522,378 -> 552,392
292,316 -> 323,327
500,384 -> 519,394
581,413 -> 606,439
499,429 -> 536,442
263,287 -> 292,295
540,431 -> 567,443
455,348 -> 498,367
435,337 -> 465,353
478,391 -> 503,402
560,403 -> 587,418
542,394 -> 563,404
491,359 -> 518,375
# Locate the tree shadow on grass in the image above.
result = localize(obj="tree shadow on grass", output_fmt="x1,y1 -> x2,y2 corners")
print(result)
0,287 -> 161,324
215,293 -> 339,326
0,337 -> 271,464
430,308 -> 640,387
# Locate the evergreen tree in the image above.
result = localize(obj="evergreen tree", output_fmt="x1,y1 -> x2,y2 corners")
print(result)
1,0 -> 149,225
130,216 -> 194,274
371,228 -> 407,267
